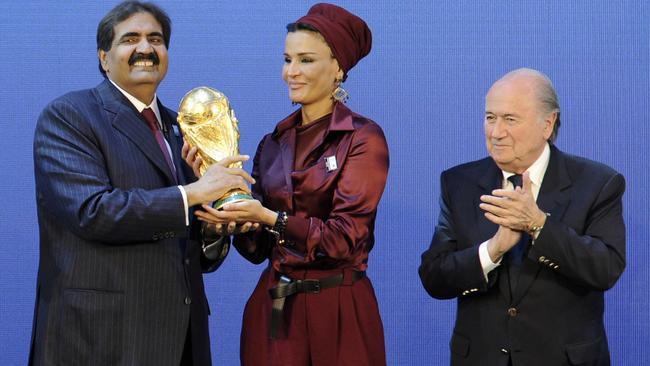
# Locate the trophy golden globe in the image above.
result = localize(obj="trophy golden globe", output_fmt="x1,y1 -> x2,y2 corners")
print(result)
177,86 -> 252,209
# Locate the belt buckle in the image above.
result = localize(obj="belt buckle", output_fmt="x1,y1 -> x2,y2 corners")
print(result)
279,275 -> 292,285
302,279 -> 320,294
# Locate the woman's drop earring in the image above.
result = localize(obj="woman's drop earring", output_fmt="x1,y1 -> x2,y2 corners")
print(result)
332,80 -> 349,103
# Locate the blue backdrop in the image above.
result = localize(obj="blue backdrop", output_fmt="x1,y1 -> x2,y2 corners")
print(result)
1,1 -> 648,365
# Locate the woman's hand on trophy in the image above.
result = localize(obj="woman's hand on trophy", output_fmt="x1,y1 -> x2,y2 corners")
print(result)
196,200 -> 277,227
223,221 -> 261,235
197,212 -> 261,235
184,155 -> 255,207
182,140 -> 203,177
202,221 -> 260,236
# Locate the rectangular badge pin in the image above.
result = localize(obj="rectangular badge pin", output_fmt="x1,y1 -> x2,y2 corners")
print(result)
324,155 -> 338,172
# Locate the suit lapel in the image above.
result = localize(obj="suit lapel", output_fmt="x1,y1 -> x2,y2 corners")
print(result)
475,160 -> 513,304
534,145 -> 572,221
511,146 -> 572,305
476,160 -> 502,245
158,103 -> 183,184
97,80 -> 176,185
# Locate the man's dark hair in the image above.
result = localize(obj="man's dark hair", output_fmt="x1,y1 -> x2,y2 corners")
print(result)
96,1 -> 171,77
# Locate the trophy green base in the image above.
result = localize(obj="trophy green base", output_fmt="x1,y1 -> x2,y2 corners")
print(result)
213,189 -> 253,210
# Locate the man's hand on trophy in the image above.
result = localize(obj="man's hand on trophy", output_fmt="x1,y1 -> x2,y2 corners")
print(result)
184,155 -> 255,207
182,141 -> 203,177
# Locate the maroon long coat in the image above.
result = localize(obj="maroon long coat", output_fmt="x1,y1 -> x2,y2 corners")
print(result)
233,102 -> 389,366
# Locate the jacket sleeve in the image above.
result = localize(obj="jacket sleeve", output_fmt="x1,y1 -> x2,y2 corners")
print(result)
283,122 -> 389,262
33,98 -> 187,245
528,173 -> 626,290
419,172 -> 494,299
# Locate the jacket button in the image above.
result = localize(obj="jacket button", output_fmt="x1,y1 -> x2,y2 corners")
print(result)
184,297 -> 192,305
500,348 -> 509,354
538,256 -> 546,263
507,307 -> 518,317
184,258 -> 190,265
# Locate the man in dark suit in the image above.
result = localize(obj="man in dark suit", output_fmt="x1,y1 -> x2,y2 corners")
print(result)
30,2 -> 253,365
419,68 -> 625,366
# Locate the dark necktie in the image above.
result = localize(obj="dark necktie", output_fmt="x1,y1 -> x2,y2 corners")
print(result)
507,174 -> 522,191
141,108 -> 177,182
506,174 -> 529,288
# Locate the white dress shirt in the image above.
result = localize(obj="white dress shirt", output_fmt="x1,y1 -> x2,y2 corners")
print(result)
109,80 -> 190,226
478,143 -> 551,281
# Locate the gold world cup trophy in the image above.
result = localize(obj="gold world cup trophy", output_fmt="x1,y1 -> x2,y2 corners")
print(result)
177,86 -> 253,209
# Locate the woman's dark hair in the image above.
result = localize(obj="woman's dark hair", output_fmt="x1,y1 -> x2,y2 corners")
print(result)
286,22 -> 319,33
96,1 -> 171,77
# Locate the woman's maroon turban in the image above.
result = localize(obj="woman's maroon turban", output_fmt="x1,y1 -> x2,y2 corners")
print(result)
295,3 -> 372,77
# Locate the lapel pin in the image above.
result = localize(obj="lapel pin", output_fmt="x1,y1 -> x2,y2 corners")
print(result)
324,155 -> 338,172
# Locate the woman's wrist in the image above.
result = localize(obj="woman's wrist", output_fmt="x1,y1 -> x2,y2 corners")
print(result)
263,208 -> 279,226
265,210 -> 288,246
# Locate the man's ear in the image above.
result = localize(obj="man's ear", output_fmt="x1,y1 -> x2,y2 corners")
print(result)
543,111 -> 557,140
98,50 -> 109,73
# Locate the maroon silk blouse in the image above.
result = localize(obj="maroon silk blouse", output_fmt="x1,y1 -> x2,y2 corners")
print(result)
233,102 -> 389,273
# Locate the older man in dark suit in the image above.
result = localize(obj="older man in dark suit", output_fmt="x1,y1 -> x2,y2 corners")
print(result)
419,68 -> 625,366
30,2 -> 253,365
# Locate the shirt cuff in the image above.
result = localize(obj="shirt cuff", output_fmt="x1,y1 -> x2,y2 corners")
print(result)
177,185 -> 189,226
478,240 -> 501,282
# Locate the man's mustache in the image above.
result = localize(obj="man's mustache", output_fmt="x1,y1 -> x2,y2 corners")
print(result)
128,51 -> 160,66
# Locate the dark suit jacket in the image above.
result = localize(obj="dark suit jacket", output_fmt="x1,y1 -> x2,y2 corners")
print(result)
419,145 -> 625,366
30,80 -> 219,365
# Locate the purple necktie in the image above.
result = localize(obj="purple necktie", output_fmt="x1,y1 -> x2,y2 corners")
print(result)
141,108 -> 177,182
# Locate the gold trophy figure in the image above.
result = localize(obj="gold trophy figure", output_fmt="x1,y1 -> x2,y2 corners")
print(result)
177,86 -> 253,209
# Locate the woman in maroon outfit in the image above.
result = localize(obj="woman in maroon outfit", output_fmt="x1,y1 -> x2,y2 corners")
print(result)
196,4 -> 388,365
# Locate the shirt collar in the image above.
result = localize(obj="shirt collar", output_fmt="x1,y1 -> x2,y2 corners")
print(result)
272,102 -> 355,139
109,79 -> 161,124
502,142 -> 551,188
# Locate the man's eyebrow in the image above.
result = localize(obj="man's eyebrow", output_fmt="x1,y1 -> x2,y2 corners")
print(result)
117,31 -> 164,40
484,111 -> 520,118
117,32 -> 141,40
